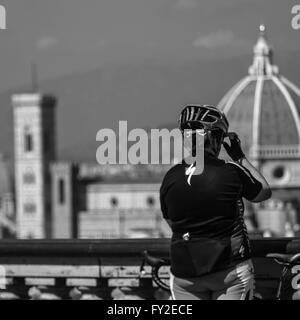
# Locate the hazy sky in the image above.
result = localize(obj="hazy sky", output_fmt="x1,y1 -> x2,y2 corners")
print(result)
0,0 -> 299,90
0,0 -> 299,159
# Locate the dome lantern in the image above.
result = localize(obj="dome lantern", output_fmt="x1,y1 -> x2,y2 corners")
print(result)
248,25 -> 279,76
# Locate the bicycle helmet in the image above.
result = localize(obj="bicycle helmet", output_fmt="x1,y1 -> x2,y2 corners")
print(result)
179,105 -> 229,157
179,105 -> 229,134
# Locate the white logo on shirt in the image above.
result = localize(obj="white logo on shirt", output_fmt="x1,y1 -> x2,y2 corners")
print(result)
239,245 -> 245,257
186,163 -> 196,186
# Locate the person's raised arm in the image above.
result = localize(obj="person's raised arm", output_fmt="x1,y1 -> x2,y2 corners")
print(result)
223,133 -> 272,203
238,157 -> 272,202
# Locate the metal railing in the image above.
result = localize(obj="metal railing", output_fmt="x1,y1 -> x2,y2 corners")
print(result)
0,238 -> 299,299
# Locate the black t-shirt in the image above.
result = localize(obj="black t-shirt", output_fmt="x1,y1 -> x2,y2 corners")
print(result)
160,153 -> 262,277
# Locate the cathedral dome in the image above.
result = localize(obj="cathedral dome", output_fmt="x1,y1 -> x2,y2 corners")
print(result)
218,25 -> 300,160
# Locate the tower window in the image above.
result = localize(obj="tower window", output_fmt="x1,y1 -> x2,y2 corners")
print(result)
24,203 -> 36,214
24,132 -> 33,152
23,172 -> 35,184
58,178 -> 65,204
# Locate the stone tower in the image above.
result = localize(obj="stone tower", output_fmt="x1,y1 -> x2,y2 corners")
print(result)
50,162 -> 79,238
12,93 -> 56,238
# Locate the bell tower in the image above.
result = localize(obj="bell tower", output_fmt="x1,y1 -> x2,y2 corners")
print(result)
12,93 -> 56,238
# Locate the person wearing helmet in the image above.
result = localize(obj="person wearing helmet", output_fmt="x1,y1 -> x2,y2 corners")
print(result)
160,105 -> 272,300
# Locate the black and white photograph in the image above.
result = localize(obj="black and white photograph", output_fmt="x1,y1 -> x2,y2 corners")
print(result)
0,0 -> 299,307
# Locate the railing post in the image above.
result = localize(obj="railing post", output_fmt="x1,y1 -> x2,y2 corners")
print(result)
11,277 -> 28,299
54,278 -> 69,299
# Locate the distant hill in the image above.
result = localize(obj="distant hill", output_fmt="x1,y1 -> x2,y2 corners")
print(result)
1,53 -> 299,162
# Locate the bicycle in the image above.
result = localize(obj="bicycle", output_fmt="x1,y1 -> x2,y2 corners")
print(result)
140,250 -> 300,300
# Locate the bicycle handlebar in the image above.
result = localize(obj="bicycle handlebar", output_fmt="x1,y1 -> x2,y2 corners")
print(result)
267,252 -> 300,266
140,250 -> 170,292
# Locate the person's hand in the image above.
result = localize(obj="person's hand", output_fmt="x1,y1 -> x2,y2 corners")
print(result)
223,132 -> 245,162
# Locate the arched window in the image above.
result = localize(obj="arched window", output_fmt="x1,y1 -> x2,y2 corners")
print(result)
24,203 -> 36,214
23,172 -> 35,184
24,126 -> 34,152
58,179 -> 65,204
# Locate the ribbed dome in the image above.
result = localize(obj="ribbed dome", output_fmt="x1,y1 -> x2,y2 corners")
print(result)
219,26 -> 300,160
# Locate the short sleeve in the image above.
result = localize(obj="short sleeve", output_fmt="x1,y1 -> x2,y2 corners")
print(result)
227,162 -> 263,201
